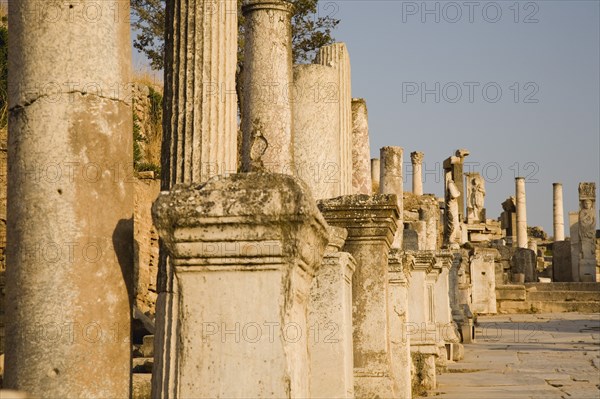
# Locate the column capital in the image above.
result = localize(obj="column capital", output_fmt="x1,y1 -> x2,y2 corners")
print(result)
242,0 -> 294,14
317,194 -> 399,247
410,151 -> 424,165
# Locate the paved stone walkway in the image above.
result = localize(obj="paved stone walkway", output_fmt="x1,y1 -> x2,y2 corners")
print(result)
427,313 -> 600,398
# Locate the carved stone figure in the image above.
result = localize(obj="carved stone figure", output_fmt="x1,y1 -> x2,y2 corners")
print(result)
445,179 -> 461,248
467,174 -> 485,223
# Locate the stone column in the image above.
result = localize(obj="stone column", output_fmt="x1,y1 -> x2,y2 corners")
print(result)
515,177 -> 528,248
351,99 -> 371,195
292,64 -> 340,199
371,158 -> 380,194
241,0 -> 294,173
316,43 -> 352,194
577,182 -> 597,282
5,1 -> 133,396
155,1 -> 238,396
569,211 -> 581,282
152,174 -> 328,398
162,0 -> 238,186
318,195 -> 399,398
553,183 -> 565,241
388,249 -> 412,399
433,251 -> 462,361
309,226 -> 355,398
380,146 -> 404,249
411,151 -> 424,196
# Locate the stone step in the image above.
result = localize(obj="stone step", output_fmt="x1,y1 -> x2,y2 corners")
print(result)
524,282 -> 600,291
132,373 -> 151,399
527,290 -> 600,302
497,300 -> 600,314
132,357 -> 154,373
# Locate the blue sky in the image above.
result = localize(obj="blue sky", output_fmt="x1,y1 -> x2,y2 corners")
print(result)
133,0 -> 600,235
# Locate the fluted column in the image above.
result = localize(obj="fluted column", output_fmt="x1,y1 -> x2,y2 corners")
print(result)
316,43 -> 352,194
411,151 -> 424,196
162,0 -> 238,186
241,0 -> 294,173
5,1 -> 133,396
515,177 -> 528,248
553,183 -> 565,241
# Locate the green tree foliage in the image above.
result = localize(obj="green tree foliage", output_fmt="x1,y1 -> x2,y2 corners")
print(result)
131,0 -> 340,71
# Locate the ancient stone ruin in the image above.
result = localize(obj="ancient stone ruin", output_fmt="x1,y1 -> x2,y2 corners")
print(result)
0,1 -> 598,398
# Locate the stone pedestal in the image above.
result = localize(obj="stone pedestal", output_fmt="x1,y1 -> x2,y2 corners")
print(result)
515,177 -> 528,249
316,43 -> 352,195
162,0 -> 238,185
411,151 -> 424,196
318,195 -> 399,398
388,249 -> 412,399
380,146 -> 404,249
469,248 -> 498,314
241,0 -> 295,173
351,99 -> 372,195
552,240 -> 572,282
5,2 -> 133,396
292,64 -> 341,199
371,158 -> 380,194
553,183 -> 565,241
152,174 -> 328,398
309,226 -> 355,398
511,248 -> 537,283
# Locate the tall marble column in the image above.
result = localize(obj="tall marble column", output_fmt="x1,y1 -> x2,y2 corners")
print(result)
553,183 -> 565,241
371,158 -> 380,194
292,64 -> 340,199
241,0 -> 294,173
318,195 -> 400,398
380,147 -> 404,249
351,99 -> 371,195
411,151 -> 424,196
515,177 -> 528,249
155,1 -> 238,396
5,1 -> 133,396
316,43 -> 352,194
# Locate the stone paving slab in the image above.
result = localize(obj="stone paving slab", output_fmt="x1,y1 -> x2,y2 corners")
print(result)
424,313 -> 600,398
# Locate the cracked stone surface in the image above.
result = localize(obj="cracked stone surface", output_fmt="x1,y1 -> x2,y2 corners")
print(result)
425,313 -> 600,398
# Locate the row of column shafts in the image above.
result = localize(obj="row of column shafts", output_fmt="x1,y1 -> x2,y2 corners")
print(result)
2,0 -> 595,398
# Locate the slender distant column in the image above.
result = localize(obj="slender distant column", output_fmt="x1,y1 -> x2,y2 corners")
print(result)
371,158 -> 380,194
411,151 -> 424,196
515,177 -> 528,248
351,99 -> 371,195
5,0 -> 133,396
162,0 -> 238,185
317,43 -> 352,194
242,0 -> 294,173
380,147 -> 404,249
553,183 -> 565,241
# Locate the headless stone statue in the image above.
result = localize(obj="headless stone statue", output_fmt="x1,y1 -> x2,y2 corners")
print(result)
445,179 -> 461,248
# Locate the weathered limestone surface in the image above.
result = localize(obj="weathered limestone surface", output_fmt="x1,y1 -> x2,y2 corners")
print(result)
569,211 -> 580,282
351,99 -> 372,195
316,43 -> 352,194
371,158 -> 380,194
292,64 -> 340,199
380,146 -> 404,249
577,182 -> 597,282
443,149 -> 470,222
388,249 -> 412,399
162,0 -> 237,185
411,151 -> 424,196
500,196 -> 517,246
5,1 -> 133,396
515,177 -> 528,249
152,174 -> 328,398
469,248 -> 498,314
309,226 -> 355,398
444,179 -> 461,248
511,248 -> 537,283
553,183 -> 565,241
465,173 -> 485,224
242,0 -> 294,173
318,195 -> 399,398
